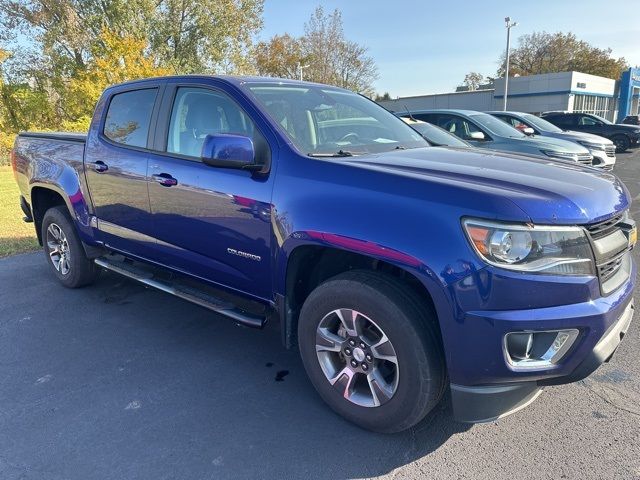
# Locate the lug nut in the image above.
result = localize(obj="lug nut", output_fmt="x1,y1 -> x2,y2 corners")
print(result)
350,359 -> 358,368
361,363 -> 368,371
344,348 -> 352,356
348,339 -> 356,347
359,342 -> 366,349
365,354 -> 373,362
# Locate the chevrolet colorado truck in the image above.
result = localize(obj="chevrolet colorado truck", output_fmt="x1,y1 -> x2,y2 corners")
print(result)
11,76 -> 637,433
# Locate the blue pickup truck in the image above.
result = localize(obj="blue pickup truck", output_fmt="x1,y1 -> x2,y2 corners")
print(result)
11,76 -> 636,433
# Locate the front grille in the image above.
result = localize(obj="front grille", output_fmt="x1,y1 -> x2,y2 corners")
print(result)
585,213 -> 624,239
576,153 -> 593,166
601,165 -> 614,172
585,211 -> 633,294
605,145 -> 616,157
598,252 -> 625,283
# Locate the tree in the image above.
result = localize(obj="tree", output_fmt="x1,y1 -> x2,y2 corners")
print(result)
254,34 -> 305,79
0,0 -> 264,140
63,29 -> 171,131
498,32 -> 628,79
0,0 -> 264,75
374,92 -> 391,102
254,6 -> 378,95
462,72 -> 484,91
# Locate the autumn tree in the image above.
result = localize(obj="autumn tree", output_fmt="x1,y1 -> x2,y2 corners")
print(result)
462,72 -> 484,91
63,29 -> 171,131
254,34 -> 305,79
254,6 -> 378,95
0,0 -> 263,75
498,32 -> 628,79
0,0 -> 264,144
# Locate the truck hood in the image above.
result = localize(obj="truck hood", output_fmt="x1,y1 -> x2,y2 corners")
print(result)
344,147 -> 629,224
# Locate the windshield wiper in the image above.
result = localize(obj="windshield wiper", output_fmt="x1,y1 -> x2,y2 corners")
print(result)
307,149 -> 356,157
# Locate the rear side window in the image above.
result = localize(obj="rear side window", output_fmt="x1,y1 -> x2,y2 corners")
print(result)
546,114 -> 575,127
103,89 -> 157,148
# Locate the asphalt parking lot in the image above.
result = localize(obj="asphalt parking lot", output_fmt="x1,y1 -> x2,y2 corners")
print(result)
2,151 -> 640,480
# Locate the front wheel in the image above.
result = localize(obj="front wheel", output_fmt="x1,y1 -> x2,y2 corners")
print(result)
612,134 -> 630,153
41,206 -> 99,288
298,271 -> 445,433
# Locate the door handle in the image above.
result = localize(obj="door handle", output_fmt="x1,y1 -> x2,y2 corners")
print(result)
152,173 -> 178,187
92,161 -> 108,173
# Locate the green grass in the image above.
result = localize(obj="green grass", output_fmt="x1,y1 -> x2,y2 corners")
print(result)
0,166 -> 39,257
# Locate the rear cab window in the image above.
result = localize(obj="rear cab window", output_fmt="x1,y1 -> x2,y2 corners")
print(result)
103,88 -> 157,148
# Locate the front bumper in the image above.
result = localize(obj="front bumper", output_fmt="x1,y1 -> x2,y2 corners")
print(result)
590,149 -> 616,169
451,299 -> 634,423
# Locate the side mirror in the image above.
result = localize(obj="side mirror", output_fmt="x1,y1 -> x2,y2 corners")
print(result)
468,131 -> 485,141
201,134 -> 260,170
522,127 -> 535,136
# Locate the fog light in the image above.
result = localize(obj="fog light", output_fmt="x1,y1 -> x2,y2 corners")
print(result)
504,329 -> 579,370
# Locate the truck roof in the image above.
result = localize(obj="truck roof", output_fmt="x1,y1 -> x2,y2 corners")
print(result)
105,75 -> 347,92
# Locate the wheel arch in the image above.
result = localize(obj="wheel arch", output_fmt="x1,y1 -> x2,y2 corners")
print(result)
278,241 -> 448,352
30,185 -> 71,245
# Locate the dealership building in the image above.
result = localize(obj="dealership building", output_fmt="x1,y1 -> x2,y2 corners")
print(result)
379,67 -> 640,122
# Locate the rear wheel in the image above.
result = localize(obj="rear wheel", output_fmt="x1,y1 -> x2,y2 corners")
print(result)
612,134 -> 630,153
41,206 -> 99,288
298,270 -> 445,433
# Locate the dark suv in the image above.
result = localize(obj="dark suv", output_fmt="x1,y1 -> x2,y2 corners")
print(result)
541,112 -> 640,152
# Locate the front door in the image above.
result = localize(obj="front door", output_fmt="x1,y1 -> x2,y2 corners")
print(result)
147,84 -> 275,300
85,86 -> 160,257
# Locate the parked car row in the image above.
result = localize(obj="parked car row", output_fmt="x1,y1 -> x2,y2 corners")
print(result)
399,109 -> 609,169
394,106 -> 640,170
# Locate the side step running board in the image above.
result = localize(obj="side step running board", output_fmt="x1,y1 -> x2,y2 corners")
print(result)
95,257 -> 267,329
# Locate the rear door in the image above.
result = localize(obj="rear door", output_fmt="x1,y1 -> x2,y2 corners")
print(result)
85,83 -> 164,257
146,80 -> 277,300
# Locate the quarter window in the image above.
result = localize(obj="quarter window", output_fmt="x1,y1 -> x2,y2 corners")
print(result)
103,89 -> 157,148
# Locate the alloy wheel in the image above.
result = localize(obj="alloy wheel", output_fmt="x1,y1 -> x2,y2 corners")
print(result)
315,308 -> 399,407
46,223 -> 71,275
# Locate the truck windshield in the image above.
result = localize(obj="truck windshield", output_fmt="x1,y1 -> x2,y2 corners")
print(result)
245,83 -> 428,156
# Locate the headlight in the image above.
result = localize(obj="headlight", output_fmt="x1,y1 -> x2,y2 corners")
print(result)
577,141 -> 605,151
540,150 -> 578,161
462,219 -> 595,275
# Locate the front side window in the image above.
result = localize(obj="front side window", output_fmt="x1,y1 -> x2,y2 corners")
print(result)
167,87 -> 256,158
546,114 -> 575,127
245,83 -> 427,156
437,115 -> 485,141
104,89 -> 157,148
578,115 -> 602,126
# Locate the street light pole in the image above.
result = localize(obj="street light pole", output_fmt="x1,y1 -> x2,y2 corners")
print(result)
503,16 -> 518,111
297,62 -> 309,81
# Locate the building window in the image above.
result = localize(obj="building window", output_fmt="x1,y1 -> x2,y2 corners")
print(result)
573,94 -> 612,120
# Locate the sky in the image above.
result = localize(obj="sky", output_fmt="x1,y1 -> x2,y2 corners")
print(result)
259,0 -> 640,97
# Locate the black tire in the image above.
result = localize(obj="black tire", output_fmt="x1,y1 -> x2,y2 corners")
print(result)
612,134 -> 630,153
41,206 -> 99,288
298,270 -> 445,433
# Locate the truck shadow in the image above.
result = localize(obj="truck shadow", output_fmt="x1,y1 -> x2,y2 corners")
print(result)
90,273 -> 473,479
0,258 -> 472,479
